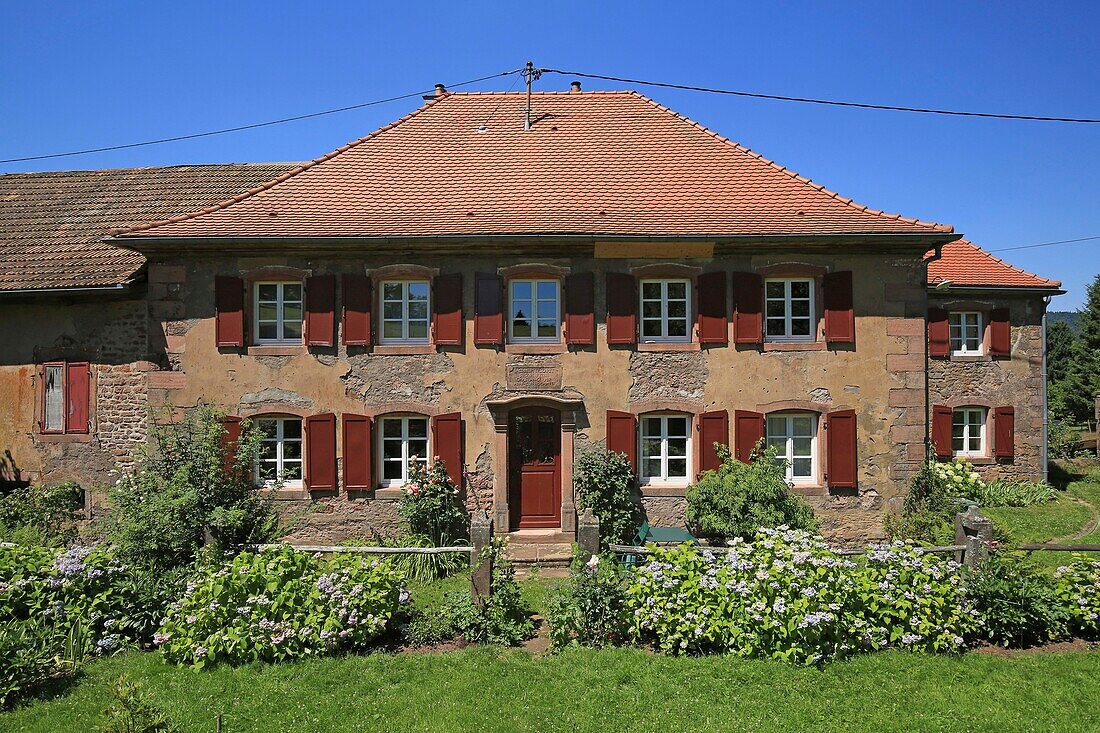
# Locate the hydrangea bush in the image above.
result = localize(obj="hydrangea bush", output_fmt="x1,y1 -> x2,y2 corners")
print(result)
930,460 -> 986,501
156,547 -> 405,668
1053,557 -> 1100,636
625,528 -> 977,664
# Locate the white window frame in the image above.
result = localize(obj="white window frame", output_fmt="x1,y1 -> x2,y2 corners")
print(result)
41,363 -> 66,433
379,414 -> 430,487
949,311 -> 983,356
639,412 -> 692,485
379,280 -> 431,345
639,279 -> 692,343
253,281 -> 304,345
766,412 -> 818,484
508,279 -> 561,343
764,278 -> 816,342
254,417 -> 304,489
953,407 -> 987,457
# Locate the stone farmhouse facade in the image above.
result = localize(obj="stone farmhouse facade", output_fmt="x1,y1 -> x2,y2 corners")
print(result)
0,88 -> 1062,543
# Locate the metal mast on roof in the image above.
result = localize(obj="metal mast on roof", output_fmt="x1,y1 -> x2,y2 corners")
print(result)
523,61 -> 541,131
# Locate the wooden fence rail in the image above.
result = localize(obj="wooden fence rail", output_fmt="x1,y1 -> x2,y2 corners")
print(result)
255,544 -> 475,555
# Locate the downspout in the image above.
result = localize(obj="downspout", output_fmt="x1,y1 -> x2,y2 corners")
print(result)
1042,295 -> 1051,482
923,245 -> 945,456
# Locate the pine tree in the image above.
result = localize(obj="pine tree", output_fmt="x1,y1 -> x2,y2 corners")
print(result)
1058,273 -> 1100,424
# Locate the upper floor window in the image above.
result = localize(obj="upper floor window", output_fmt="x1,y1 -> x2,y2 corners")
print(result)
255,416 -> 303,488
39,361 -> 90,435
509,279 -> 560,342
640,413 -> 691,484
953,407 -> 986,457
765,278 -> 815,342
766,412 -> 817,483
380,415 -> 430,486
254,282 -> 303,344
950,312 -> 982,355
640,279 -> 691,342
380,281 -> 430,344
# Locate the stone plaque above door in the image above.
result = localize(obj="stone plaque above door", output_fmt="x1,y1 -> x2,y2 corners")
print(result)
506,362 -> 563,391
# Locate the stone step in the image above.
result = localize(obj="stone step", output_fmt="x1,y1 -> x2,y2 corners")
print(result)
504,541 -> 574,565
501,530 -> 575,545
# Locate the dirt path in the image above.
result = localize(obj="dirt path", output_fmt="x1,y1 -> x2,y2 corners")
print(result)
1056,497 -> 1100,543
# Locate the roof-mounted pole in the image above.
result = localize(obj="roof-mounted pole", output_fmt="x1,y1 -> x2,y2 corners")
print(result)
523,61 -> 541,131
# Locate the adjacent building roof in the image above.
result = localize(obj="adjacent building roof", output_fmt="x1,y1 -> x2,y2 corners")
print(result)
0,164 -> 297,291
119,91 -> 954,240
929,239 -> 1062,290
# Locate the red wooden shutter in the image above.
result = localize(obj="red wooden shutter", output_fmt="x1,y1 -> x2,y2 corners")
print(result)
733,410 -> 765,462
343,413 -> 373,491
220,414 -> 243,475
928,308 -> 950,357
994,406 -> 1015,460
605,273 -> 637,345
474,273 -> 503,346
606,410 -> 637,473
698,409 -> 729,473
564,272 -> 595,346
305,274 -> 336,347
825,409 -> 858,489
433,273 -> 463,346
732,272 -> 763,344
65,361 -> 90,434
697,271 -> 728,345
215,275 -> 245,347
305,413 -> 337,491
432,412 -> 464,488
989,308 -> 1011,357
342,274 -> 372,346
932,405 -> 953,458
823,270 -> 855,344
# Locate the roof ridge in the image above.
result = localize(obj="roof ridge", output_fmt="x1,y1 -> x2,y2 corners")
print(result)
112,98 -> 448,237
624,90 -> 953,234
0,162 -> 299,178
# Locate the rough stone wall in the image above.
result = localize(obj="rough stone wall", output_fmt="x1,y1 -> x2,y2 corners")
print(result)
928,293 -> 1047,482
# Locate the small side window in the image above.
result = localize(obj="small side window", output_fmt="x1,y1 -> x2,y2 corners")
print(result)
949,312 -> 983,355
952,407 -> 987,457
254,281 -> 304,344
42,364 -> 65,433
255,416 -> 304,488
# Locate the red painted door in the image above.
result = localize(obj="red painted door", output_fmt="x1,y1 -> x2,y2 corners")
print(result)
509,408 -> 562,529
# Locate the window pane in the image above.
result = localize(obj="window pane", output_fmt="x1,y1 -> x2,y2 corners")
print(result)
643,417 -> 662,436
257,419 -> 277,437
282,320 -> 302,340
407,321 -> 428,340
408,301 -> 428,320
383,440 -> 402,460
282,462 -> 302,480
537,281 -> 557,300
642,458 -> 661,478
282,419 -> 301,438
383,301 -> 404,320
790,318 -> 811,336
667,282 -> 686,300
767,299 -> 786,318
667,300 -> 686,319
283,302 -> 302,323
792,416 -> 813,435
282,440 -> 302,460
667,418 -> 688,437
953,437 -> 964,452
408,439 -> 428,460
408,282 -> 429,301
258,323 -> 278,340
642,300 -> 662,318
641,319 -> 661,338
641,438 -> 662,459
537,320 -> 557,338
43,366 -> 63,431
667,458 -> 687,478
257,303 -> 278,321
766,281 -> 785,298
792,458 -> 812,477
257,284 -> 278,301
383,282 -> 403,300
258,462 -> 278,481
513,319 -> 531,338
790,299 -> 810,317
667,438 -> 688,458
767,416 -> 787,437
667,319 -> 687,337
793,437 -> 812,456
512,281 -> 532,300
407,419 -> 427,438
766,319 -> 786,336
282,283 -> 302,302
383,461 -> 402,480
790,281 -> 810,299
383,419 -> 402,438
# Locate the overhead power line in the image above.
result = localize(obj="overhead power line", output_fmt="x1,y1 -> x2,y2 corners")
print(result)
539,68 -> 1100,124
989,235 -> 1100,253
0,69 -> 524,164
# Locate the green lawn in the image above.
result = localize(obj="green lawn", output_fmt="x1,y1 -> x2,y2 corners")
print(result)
3,647 -> 1099,733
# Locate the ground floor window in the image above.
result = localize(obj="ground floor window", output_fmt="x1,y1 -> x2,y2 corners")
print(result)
255,417 -> 303,487
766,413 -> 817,483
640,413 -> 691,484
380,415 -> 429,485
953,407 -> 986,456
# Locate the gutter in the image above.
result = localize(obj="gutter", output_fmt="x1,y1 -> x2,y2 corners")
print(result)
0,283 -> 129,297
923,245 -> 946,457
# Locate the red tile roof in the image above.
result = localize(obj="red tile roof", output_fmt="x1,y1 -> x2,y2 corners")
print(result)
0,164 -> 297,291
928,239 -> 1061,289
119,91 -> 954,239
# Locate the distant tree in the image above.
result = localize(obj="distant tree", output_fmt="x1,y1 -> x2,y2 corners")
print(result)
1057,274 -> 1100,424
1046,321 -> 1074,384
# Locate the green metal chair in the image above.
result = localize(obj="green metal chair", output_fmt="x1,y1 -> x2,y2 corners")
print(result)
622,520 -> 697,568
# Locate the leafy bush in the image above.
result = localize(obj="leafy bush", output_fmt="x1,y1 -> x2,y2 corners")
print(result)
0,621 -> 67,709
685,444 -> 817,541
104,405 -> 276,576
965,553 -> 1069,648
573,447 -> 639,545
885,460 -> 959,544
397,460 -> 469,580
156,547 -> 404,668
1048,413 -> 1086,459
626,528 -> 976,664
0,481 -> 83,546
546,553 -> 629,650
100,674 -> 178,733
1053,557 -> 1100,638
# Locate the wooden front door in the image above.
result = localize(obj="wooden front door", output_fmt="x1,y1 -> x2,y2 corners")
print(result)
508,407 -> 562,529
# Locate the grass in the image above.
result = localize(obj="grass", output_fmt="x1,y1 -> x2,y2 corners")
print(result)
3,647 -> 1099,733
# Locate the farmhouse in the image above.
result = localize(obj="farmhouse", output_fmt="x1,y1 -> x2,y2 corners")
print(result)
0,87 -> 1062,543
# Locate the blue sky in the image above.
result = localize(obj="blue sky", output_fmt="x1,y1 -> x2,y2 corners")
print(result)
2,1 -> 1097,307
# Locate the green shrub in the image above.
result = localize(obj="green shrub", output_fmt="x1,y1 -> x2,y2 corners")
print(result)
885,460 -> 959,544
0,481 -> 83,546
626,528 -> 976,664
156,547 -> 404,668
546,553 -> 629,650
573,448 -> 639,545
104,405 -> 277,575
685,444 -> 817,541
965,553 -> 1069,648
1048,414 -> 1086,459
1053,557 -> 1100,638
100,674 -> 178,733
395,460 -> 469,580
0,621 -> 68,709
972,478 -> 1057,507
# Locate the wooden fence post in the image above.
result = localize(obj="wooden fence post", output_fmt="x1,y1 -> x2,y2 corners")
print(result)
578,507 -> 600,562
955,505 -> 993,567
470,509 -> 493,607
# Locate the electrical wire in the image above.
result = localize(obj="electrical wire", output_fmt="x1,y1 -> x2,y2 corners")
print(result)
0,68 -> 524,164
539,68 -> 1100,124
989,235 -> 1100,252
